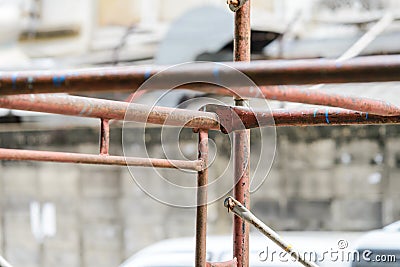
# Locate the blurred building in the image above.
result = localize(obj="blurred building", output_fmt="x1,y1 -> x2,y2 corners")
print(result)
1,1 -> 400,267
1,0 -> 399,67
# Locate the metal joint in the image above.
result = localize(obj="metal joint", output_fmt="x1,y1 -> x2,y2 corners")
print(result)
227,0 -> 249,12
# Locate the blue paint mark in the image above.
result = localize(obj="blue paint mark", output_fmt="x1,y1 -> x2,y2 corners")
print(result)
213,67 -> 219,78
52,76 -> 58,86
12,74 -> 18,89
325,108 -> 330,124
27,77 -> 34,89
366,112 -> 369,120
313,109 -> 318,118
144,67 -> 152,80
213,66 -> 221,85
53,76 -> 66,87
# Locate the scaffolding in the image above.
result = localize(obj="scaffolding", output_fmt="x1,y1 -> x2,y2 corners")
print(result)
0,1 -> 400,267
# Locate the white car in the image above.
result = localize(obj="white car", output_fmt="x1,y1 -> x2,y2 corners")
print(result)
351,221 -> 400,267
120,232 -> 362,267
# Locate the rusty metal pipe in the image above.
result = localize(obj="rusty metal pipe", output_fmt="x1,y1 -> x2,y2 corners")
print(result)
0,148 -> 203,170
202,86 -> 400,117
225,197 -> 319,267
0,55 -> 400,95
0,94 -> 220,130
2,95 -> 400,131
100,119 -> 110,155
206,104 -> 400,132
272,108 -> 400,127
232,101 -> 251,267
234,2 -> 251,63
233,1 -> 251,266
3,87 -> 399,123
195,129 -> 209,267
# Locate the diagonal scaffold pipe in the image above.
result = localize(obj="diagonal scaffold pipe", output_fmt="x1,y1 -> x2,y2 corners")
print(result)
224,197 -> 319,267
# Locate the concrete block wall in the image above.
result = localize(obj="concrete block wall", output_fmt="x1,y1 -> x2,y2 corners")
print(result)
251,126 -> 399,232
0,125 -> 399,266
79,165 -> 123,267
2,165 -> 40,267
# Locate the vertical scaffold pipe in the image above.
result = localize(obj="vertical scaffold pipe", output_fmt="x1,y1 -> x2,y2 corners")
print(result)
233,1 -> 251,266
195,130 -> 209,267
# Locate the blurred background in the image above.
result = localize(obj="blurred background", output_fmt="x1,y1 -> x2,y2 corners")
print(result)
0,0 -> 400,266
1,0 -> 400,69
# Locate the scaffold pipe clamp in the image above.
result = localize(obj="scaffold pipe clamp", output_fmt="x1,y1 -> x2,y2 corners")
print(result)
227,0 -> 249,12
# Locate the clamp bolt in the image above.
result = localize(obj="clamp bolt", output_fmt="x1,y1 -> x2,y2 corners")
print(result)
227,0 -> 249,12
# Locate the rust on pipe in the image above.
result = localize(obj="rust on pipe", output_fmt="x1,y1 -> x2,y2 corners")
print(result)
0,94 -> 220,130
3,87 -> 399,123
100,119 -> 110,155
202,86 -> 400,117
0,148 -> 203,170
234,0 -> 251,63
272,108 -> 400,127
195,129 -> 209,267
206,258 -> 238,267
233,1 -> 251,266
206,104 -> 400,133
0,56 -> 399,95
2,94 -> 400,132
232,100 -> 251,267
225,197 -> 319,267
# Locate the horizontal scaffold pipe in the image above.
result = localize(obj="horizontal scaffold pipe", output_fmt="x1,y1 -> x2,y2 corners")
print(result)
0,55 -> 399,95
206,104 -> 400,133
0,148 -> 204,170
0,94 -> 220,130
2,95 -> 400,132
202,86 -> 400,117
